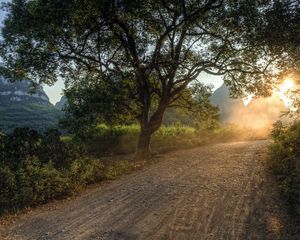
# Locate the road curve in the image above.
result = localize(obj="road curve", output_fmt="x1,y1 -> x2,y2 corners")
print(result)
1,140 -> 299,240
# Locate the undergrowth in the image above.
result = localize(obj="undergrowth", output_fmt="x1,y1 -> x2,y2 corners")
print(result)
0,128 -> 143,216
268,121 -> 300,217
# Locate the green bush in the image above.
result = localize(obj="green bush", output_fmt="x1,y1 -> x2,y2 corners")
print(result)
69,157 -> 104,190
0,156 -> 70,213
0,128 -> 83,170
0,128 -> 104,215
269,121 -> 300,216
103,160 -> 143,180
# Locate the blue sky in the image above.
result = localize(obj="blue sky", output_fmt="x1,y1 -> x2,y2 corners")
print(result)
0,0 -> 223,104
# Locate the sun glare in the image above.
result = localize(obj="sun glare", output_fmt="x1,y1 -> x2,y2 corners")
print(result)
280,79 -> 294,92
276,78 -> 296,109
242,78 -> 297,109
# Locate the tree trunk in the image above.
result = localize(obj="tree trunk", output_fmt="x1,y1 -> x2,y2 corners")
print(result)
135,127 -> 152,160
135,101 -> 168,160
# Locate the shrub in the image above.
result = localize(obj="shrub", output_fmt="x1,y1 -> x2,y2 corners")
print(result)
69,157 -> 104,190
0,165 -> 17,211
0,156 -> 70,213
103,160 -> 142,180
269,120 -> 300,216
0,128 -> 83,170
0,128 -> 104,215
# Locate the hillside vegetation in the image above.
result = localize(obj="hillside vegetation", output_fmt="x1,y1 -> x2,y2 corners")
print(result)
0,103 -> 62,133
0,78 -> 63,133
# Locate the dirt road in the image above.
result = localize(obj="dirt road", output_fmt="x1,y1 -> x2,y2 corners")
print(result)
1,141 -> 299,240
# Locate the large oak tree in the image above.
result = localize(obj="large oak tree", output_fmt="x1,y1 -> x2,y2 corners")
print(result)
0,0 -> 291,158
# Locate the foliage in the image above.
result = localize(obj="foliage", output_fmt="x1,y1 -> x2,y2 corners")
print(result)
69,157 -> 104,190
103,160 -> 144,180
60,74 -> 138,136
0,128 -> 104,215
260,1 -> 300,74
269,120 -> 300,216
0,128 -> 82,169
0,157 -> 69,211
0,1 -> 283,95
171,83 -> 220,130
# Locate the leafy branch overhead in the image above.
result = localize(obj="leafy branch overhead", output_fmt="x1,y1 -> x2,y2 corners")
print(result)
1,1 -> 285,95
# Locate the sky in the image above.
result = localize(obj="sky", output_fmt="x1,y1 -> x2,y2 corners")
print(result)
0,0 -> 223,105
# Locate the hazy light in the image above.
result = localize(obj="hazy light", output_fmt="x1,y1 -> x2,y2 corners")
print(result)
243,94 -> 254,106
242,78 -> 297,110
276,78 -> 295,110
280,79 -> 294,92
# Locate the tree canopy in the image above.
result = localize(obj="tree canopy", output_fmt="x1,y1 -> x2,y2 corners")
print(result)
0,0 -> 297,158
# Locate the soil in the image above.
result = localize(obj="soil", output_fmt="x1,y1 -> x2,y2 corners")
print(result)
1,140 -> 299,240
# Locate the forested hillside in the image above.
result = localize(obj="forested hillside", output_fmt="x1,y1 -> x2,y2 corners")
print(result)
0,76 -> 62,133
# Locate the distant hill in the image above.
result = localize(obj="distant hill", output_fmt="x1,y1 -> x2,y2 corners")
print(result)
55,95 -> 68,110
210,84 -> 244,122
0,76 -> 63,133
210,83 -> 287,128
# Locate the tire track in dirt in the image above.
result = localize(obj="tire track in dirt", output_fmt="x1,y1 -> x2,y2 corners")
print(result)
1,140 -> 299,240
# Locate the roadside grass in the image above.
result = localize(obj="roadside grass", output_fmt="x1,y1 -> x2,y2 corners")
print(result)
84,123 -> 267,156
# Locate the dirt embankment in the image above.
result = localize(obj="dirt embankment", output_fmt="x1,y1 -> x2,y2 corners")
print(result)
1,140 -> 299,240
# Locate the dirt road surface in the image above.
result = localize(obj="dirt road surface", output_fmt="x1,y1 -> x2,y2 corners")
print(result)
1,140 -> 299,240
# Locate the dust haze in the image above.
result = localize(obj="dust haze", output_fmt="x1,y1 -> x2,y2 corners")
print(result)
224,94 -> 287,137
